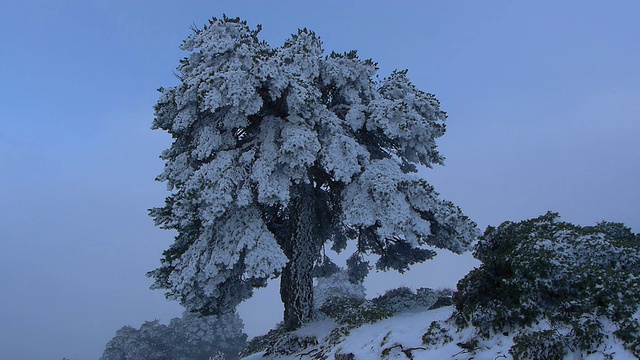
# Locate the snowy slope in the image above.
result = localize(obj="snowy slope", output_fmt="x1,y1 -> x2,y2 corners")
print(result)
243,306 -> 637,360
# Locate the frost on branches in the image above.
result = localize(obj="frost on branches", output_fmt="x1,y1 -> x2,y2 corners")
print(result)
148,16 -> 476,331
100,311 -> 246,360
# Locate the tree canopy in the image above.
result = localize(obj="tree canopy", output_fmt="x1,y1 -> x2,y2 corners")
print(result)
149,15 -> 476,330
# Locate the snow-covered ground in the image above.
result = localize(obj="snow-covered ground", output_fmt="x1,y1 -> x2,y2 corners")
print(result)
243,306 -> 637,360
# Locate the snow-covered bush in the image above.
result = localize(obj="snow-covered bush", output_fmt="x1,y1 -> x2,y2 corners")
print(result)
614,319 -> 640,356
371,286 -> 440,313
318,286 -> 448,329
453,212 -> 640,357
421,321 -> 453,346
316,285 -> 452,349
509,330 -> 567,360
317,296 -> 391,348
319,297 -> 392,327
263,333 -> 319,357
314,268 -> 366,309
100,311 -> 246,360
240,326 -> 288,358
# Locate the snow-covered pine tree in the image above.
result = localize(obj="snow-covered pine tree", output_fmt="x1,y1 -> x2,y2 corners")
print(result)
149,16 -> 477,331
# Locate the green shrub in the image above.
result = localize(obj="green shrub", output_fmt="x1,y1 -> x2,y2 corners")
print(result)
319,297 -> 392,327
509,330 -> 567,360
241,326 -> 287,357
263,334 -> 318,357
421,321 -> 452,346
614,320 -> 640,358
570,314 -> 604,351
326,326 -> 352,346
372,287 -> 440,313
318,296 -> 391,346
454,212 -> 640,355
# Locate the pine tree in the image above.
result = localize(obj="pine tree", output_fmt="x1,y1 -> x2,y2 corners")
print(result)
149,16 -> 476,331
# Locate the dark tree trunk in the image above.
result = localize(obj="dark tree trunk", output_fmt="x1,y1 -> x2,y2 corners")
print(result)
280,183 -> 322,331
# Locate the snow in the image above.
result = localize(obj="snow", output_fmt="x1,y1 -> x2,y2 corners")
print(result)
335,307 -> 453,359
242,306 -> 638,360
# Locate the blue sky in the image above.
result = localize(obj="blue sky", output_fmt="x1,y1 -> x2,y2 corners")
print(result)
1,1 -> 638,359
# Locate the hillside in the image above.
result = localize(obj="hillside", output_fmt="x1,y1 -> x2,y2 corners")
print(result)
241,214 -> 640,360
243,305 -> 638,359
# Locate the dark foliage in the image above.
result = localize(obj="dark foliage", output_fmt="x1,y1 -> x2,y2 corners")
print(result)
509,330 -> 567,360
453,212 -> 640,357
100,312 -> 246,360
371,287 -> 440,313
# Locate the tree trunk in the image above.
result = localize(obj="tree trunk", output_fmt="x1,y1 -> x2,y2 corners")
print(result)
280,183 -> 322,331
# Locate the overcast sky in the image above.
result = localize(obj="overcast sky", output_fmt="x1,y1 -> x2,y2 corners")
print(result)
1,1 -> 638,359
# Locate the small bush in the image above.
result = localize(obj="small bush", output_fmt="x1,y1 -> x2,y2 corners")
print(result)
334,352 -> 355,360
421,321 -> 452,347
614,320 -> 640,358
241,326 -> 287,357
314,269 -> 366,309
326,326 -> 352,346
319,297 -> 392,327
571,314 -> 604,351
509,330 -> 567,360
318,297 -> 391,346
428,295 -> 454,310
318,297 -> 365,321
263,334 -> 318,357
372,287 -> 439,313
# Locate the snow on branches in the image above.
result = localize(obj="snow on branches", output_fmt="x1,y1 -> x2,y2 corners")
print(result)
149,15 -> 476,328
